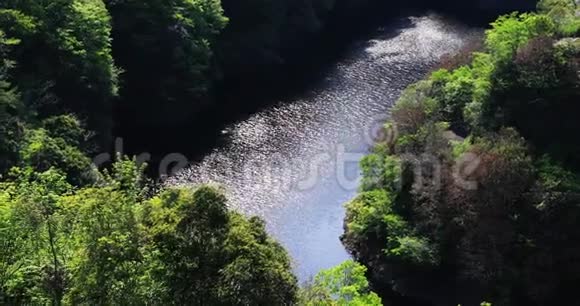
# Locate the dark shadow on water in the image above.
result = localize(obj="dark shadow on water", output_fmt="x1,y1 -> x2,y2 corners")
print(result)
117,9 -> 420,177
114,0 -> 535,175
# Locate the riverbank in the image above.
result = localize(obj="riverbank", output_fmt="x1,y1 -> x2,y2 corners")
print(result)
168,12 -> 482,281
342,1 -> 580,304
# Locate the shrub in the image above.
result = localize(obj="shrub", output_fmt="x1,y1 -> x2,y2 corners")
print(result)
41,115 -> 84,147
435,37 -> 484,71
430,67 -> 475,129
391,80 -> 437,135
0,80 -> 23,174
360,153 -> 402,193
345,190 -> 393,237
387,236 -> 438,266
300,260 -> 382,306
537,0 -> 580,36
514,36 -> 559,89
486,13 -> 556,65
20,129 -> 93,185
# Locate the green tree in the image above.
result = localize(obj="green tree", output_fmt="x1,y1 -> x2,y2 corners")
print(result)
537,0 -> 580,35
104,0 -> 227,127
299,260 -> 382,306
0,79 -> 23,174
20,128 -> 93,185
218,215 -> 298,305
486,13 -> 556,65
0,30 -> 24,174
2,167 -> 73,305
0,0 -> 118,143
60,187 -> 143,305
139,186 -> 298,305
0,184 -> 27,304
342,4 -> 580,305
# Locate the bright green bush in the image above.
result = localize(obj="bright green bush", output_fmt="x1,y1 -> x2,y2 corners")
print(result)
345,190 -> 394,236
360,153 -> 402,193
20,128 -> 93,185
430,66 -> 476,126
538,0 -> 579,36
300,260 -> 382,306
486,13 -> 556,64
61,187 -> 142,305
387,236 -> 438,266
0,167 -> 72,304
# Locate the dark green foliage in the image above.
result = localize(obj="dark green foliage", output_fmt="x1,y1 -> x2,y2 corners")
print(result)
41,115 -> 85,147
343,2 -> 580,305
104,0 -> 227,127
1,0 -> 578,305
0,80 -> 23,174
217,0 -> 335,80
218,215 -> 298,305
492,36 -> 580,167
513,36 -> 560,89
538,0 -> 580,35
0,31 -> 23,174
20,128 -> 93,185
0,0 -> 118,143
141,187 -> 230,304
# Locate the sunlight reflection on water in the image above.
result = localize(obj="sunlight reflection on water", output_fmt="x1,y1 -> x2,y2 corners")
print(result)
168,13 -> 481,281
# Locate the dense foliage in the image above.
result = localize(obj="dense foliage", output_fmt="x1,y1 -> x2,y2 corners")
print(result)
0,0 -> 406,304
299,260 -> 382,306
0,158 -> 299,304
342,0 -> 580,305
215,0 -> 375,83
0,0 -> 118,143
0,0 -> 536,144
0,4 -> 301,303
104,0 -> 228,127
0,0 -> 567,304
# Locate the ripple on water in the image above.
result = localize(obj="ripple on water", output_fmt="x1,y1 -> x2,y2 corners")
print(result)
168,13 -> 481,281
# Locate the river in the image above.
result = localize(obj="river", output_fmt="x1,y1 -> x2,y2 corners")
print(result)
168,13 -> 480,282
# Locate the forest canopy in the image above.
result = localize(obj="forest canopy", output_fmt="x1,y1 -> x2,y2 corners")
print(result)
0,0 -> 576,305
342,0 -> 580,305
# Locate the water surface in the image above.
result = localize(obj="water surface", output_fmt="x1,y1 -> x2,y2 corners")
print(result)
169,14 -> 480,281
